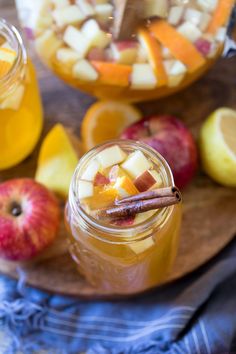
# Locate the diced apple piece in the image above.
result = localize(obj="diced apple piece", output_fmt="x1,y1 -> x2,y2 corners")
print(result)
110,41 -> 138,65
73,59 -> 98,81
136,45 -> 148,63
134,170 -> 157,192
121,151 -> 152,178
94,172 -> 110,186
134,210 -> 156,225
162,47 -> 172,59
87,48 -> 106,61
95,4 -> 113,21
35,29 -> 62,64
199,13 -> 212,32
56,48 -> 82,64
0,84 -> 25,110
145,0 -> 168,18
215,27 -> 227,42
148,170 -> 163,189
52,5 -> 85,27
109,165 -> 126,182
184,8 -> 203,27
63,26 -> 90,57
0,47 -> 17,77
97,145 -> 127,168
164,59 -> 186,87
195,38 -> 212,56
114,176 -> 139,197
82,159 -> 100,181
177,22 -> 202,42
76,0 -> 95,17
168,6 -> 184,25
129,237 -> 155,254
111,216 -> 135,227
78,180 -> 94,199
52,0 -> 70,8
131,64 -> 157,90
197,0 -> 218,13
81,19 -> 111,49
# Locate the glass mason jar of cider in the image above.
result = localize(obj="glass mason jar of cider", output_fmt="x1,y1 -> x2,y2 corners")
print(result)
0,18 -> 43,170
66,140 -> 182,295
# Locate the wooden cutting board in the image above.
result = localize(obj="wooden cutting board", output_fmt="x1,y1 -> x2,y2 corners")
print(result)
0,1 -> 236,298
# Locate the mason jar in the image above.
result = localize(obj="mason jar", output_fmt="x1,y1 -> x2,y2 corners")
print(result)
0,18 -> 43,170
66,140 -> 182,295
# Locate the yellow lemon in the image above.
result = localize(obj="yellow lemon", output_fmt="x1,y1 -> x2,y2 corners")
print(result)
35,124 -> 81,198
200,108 -> 236,187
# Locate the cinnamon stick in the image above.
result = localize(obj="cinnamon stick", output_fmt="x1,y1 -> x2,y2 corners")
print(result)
98,194 -> 182,219
113,0 -> 144,40
116,186 -> 181,204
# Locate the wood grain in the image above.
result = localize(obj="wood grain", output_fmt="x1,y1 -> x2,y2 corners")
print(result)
0,2 -> 236,297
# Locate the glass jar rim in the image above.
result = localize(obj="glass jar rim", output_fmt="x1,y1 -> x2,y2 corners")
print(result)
0,18 -> 27,93
68,139 -> 176,243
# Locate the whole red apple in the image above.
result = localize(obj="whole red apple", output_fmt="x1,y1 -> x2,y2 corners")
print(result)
121,115 -> 198,188
0,178 -> 60,261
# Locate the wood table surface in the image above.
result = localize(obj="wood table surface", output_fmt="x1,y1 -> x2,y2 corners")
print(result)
0,0 -> 236,297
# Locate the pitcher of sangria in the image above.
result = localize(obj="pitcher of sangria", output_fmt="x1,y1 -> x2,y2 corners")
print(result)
15,0 -> 235,102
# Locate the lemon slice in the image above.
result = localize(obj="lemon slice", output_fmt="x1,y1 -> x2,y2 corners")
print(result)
35,124 -> 81,198
81,101 -> 142,151
200,108 -> 236,187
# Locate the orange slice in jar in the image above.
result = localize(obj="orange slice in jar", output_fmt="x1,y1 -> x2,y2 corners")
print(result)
81,100 -> 142,151
207,0 -> 235,34
0,47 -> 17,78
149,20 -> 206,73
138,28 -> 168,86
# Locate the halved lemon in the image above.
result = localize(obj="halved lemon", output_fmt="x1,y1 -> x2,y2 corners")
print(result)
200,108 -> 236,187
81,101 -> 142,151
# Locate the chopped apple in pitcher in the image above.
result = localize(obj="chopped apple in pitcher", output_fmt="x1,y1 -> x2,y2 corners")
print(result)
27,0 -> 233,94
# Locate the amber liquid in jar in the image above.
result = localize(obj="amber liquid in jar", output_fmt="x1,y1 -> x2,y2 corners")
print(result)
66,141 -> 182,295
0,18 -> 43,170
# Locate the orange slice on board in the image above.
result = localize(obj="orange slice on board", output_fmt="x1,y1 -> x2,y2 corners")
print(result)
81,100 -> 142,151
150,20 -> 206,73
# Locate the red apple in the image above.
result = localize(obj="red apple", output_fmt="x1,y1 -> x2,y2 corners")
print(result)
87,48 -> 106,62
195,38 -> 212,56
134,170 -> 156,192
0,178 -> 60,261
121,115 -> 198,189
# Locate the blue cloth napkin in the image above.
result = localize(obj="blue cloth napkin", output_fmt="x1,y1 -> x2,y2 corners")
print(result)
0,237 -> 236,354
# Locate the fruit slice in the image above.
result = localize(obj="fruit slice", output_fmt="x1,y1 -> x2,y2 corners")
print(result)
121,151 -> 152,178
82,159 -> 100,181
35,30 -> 62,65
110,41 -> 138,65
150,20 -> 206,72
63,26 -> 90,57
114,176 -> 139,197
97,145 -> 127,168
72,59 -> 98,81
131,63 -> 157,90
177,22 -> 202,43
84,188 -> 118,209
81,19 -> 111,49
200,108 -> 236,187
207,0 -> 234,34
35,124 -> 80,198
134,170 -> 157,192
52,5 -> 85,27
138,29 -> 167,86
0,47 -> 17,78
78,180 -> 94,199
81,101 -> 141,151
91,61 -> 132,87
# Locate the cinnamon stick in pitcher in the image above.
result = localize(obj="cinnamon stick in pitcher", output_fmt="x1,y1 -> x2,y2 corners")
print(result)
116,186 -> 181,204
98,193 -> 182,219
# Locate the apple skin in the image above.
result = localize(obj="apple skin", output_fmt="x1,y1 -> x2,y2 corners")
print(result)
0,178 -> 60,261
121,115 -> 198,189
